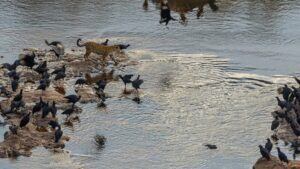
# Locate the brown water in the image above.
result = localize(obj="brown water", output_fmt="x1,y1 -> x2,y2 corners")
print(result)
0,0 -> 300,168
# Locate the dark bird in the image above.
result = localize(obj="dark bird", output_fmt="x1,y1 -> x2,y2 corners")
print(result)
19,112 -> 30,128
42,71 -> 50,79
64,95 -> 81,106
7,70 -> 18,79
271,116 -> 280,131
295,77 -> 300,86
61,106 -> 75,117
290,120 -> 300,137
51,65 -> 66,75
119,74 -> 133,90
37,80 -> 47,92
54,126 -> 63,143
13,89 -> 23,102
292,86 -> 300,101
48,120 -> 60,130
101,39 -> 109,46
95,80 -> 107,91
96,89 -> 106,102
277,147 -> 289,164
117,44 -> 130,50
205,144 -> 217,149
50,101 -> 57,118
42,102 -> 50,118
259,145 -> 270,160
10,100 -> 25,111
276,97 -> 289,110
282,85 -> 292,102
9,125 -> 18,135
0,86 -> 11,97
159,1 -> 176,25
54,71 -> 66,81
32,97 -> 45,114
75,78 -> 86,86
34,61 -> 48,74
45,40 -> 64,59
132,75 -> 144,91
45,40 -> 61,46
11,78 -> 19,92
265,139 -> 273,153
21,52 -> 37,69
273,110 -> 286,119
1,60 -> 20,71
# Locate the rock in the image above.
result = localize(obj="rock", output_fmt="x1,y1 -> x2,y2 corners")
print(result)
253,156 -> 288,169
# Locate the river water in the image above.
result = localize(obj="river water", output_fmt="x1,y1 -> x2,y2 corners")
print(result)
0,0 -> 300,168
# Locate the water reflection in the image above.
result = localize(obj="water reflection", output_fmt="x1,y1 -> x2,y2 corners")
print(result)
144,0 -> 219,25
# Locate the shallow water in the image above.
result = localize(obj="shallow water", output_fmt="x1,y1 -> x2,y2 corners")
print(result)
0,0 -> 300,169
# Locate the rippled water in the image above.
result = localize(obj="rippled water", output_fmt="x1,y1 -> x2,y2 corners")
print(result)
0,0 -> 300,169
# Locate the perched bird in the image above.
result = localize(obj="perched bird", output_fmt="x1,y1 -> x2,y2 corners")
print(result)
10,100 -> 25,111
51,65 -> 66,75
271,116 -> 280,131
50,101 -> 57,118
42,102 -> 50,118
48,120 -> 60,130
159,1 -> 176,25
282,85 -> 292,102
45,40 -> 64,59
75,78 -> 86,86
45,40 -> 61,46
61,106 -> 75,117
32,97 -> 44,114
7,70 -> 18,79
19,113 -> 30,128
54,71 -> 66,81
21,52 -> 37,69
54,126 -> 63,143
64,95 -> 81,106
132,75 -> 144,91
95,80 -> 107,91
9,125 -> 18,135
275,97 -> 290,110
101,39 -> 109,46
11,78 -> 19,92
119,74 -> 133,90
37,80 -> 47,92
42,71 -> 50,80
295,77 -> 300,86
265,139 -> 273,153
0,86 -> 11,97
117,44 -> 130,50
259,145 -> 270,160
35,61 -> 48,74
290,120 -> 300,137
277,147 -> 289,164
13,89 -> 23,102
1,60 -> 20,71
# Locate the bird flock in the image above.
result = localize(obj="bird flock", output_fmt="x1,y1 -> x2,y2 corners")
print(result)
257,77 -> 300,165
0,38 -> 143,158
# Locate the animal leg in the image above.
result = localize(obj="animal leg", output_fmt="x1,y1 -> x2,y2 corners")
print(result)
84,51 -> 91,60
